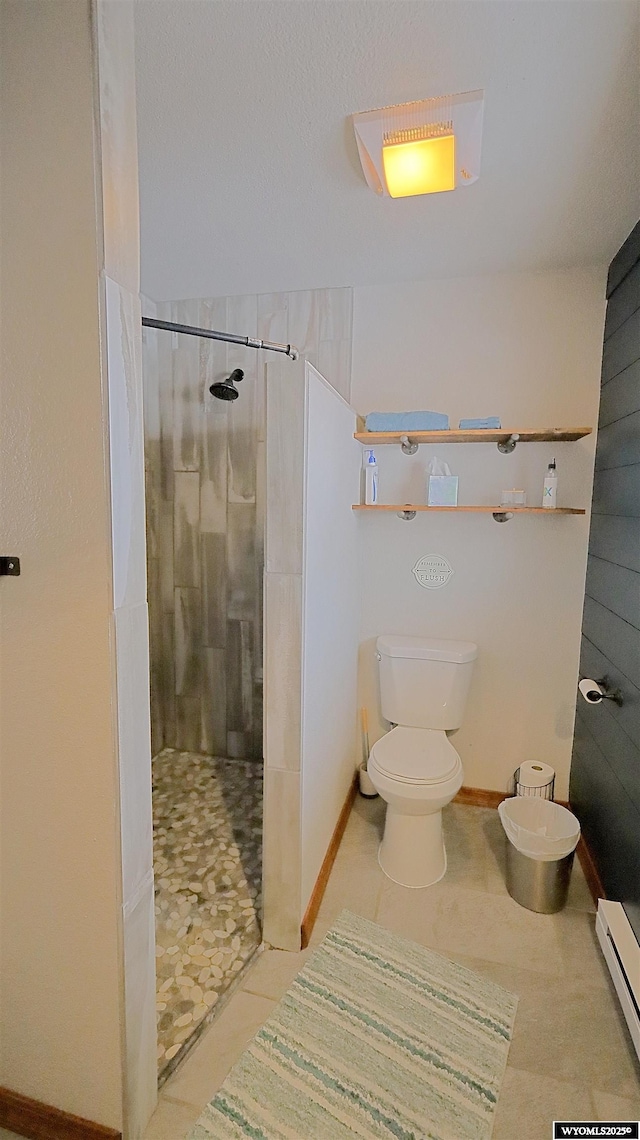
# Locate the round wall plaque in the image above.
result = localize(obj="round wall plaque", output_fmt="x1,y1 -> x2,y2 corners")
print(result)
412,554 -> 454,590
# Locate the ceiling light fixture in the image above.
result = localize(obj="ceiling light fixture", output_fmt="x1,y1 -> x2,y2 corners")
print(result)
352,90 -> 484,199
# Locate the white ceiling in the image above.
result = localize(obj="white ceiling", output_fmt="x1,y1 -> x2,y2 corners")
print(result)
135,0 -> 640,301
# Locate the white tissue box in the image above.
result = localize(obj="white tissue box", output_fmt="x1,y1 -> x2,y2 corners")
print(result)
428,475 -> 459,506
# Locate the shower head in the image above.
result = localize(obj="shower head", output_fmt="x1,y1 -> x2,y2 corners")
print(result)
209,368 -> 244,401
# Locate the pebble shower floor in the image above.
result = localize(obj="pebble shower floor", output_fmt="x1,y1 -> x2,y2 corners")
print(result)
152,750 -> 263,1075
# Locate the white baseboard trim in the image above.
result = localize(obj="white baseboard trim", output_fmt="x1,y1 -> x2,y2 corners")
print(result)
596,899 -> 640,1063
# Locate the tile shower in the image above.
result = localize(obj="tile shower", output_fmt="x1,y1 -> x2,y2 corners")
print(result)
142,287 -> 352,1073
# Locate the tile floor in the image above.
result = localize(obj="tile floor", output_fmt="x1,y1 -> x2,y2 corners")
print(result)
153,750 -> 263,1076
145,796 -> 640,1139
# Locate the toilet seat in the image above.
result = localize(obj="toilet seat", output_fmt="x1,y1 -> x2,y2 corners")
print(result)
369,726 -> 459,785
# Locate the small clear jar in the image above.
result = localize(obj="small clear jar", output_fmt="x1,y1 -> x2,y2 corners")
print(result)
500,489 -> 527,507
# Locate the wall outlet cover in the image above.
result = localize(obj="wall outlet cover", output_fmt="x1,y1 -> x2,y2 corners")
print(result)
412,554 -> 454,589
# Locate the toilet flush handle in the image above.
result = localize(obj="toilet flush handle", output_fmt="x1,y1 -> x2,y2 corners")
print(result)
375,651 -> 381,662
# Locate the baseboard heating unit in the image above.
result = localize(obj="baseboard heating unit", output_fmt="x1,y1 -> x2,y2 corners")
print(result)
596,899 -> 640,1062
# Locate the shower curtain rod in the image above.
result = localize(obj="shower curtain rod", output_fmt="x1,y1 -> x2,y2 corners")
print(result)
141,316 -> 299,360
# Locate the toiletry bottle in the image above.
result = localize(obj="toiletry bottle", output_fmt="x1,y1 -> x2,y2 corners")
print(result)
542,458 -> 557,509
364,449 -> 378,505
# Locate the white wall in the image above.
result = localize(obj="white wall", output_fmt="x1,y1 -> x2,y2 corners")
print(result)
301,369 -> 361,909
0,3 -> 154,1134
96,4 -> 158,1130
263,356 -> 307,950
263,361 -> 360,948
0,0 -> 123,1126
352,269 -> 606,799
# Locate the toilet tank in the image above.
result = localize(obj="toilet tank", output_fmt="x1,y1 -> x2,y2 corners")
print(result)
377,635 -> 477,730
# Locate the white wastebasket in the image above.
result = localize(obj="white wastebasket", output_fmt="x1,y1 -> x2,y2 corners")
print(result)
498,797 -> 581,914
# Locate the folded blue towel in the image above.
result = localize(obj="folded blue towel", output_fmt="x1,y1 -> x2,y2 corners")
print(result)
365,411 -> 449,432
458,417 -> 502,430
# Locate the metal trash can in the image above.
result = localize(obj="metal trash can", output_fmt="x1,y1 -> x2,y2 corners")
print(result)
498,798 -> 581,914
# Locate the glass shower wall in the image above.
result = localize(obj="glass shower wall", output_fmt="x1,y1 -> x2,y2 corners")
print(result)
142,288 -> 353,760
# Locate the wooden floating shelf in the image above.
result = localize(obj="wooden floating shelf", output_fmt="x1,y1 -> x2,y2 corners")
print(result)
352,505 -> 586,515
354,427 -> 592,445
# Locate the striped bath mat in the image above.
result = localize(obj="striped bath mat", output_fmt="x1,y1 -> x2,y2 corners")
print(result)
189,911 -> 517,1139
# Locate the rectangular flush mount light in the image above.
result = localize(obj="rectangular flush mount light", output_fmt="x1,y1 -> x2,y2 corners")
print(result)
383,132 -> 455,197
352,91 -> 484,198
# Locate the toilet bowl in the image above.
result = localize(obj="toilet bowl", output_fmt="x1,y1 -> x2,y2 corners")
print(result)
370,634 -> 477,889
368,726 -> 463,888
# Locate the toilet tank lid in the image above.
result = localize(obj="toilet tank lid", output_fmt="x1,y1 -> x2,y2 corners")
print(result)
377,635 -> 478,664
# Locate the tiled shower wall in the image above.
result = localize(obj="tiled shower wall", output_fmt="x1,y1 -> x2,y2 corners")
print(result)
142,289 -> 353,758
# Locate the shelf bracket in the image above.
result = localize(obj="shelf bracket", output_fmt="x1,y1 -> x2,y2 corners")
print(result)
399,435 -> 419,456
492,512 -> 514,523
497,433 -> 520,454
397,510 -> 417,521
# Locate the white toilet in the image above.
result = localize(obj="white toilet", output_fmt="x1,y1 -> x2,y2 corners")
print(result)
368,635 -> 477,889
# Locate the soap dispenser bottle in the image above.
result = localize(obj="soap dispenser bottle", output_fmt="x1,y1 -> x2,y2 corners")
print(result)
542,458 -> 557,509
364,449 -> 378,505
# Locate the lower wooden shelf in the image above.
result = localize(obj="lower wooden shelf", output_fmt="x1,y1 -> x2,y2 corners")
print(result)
352,504 -> 586,514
